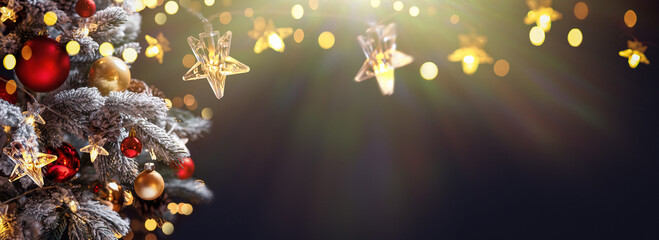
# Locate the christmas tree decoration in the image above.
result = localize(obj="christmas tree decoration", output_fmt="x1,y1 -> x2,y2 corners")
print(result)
524,0 -> 561,32
120,128 -> 142,158
173,157 -> 195,180
74,22 -> 98,38
0,80 -> 17,104
134,163 -> 165,201
80,134 -> 109,163
89,56 -> 131,96
92,181 -> 125,212
75,0 -> 96,18
3,139 -> 58,187
43,142 -> 81,183
354,23 -> 413,95
22,102 -> 45,126
248,17 -> 293,53
0,0 -> 21,23
145,33 -> 171,64
0,204 -> 8,233
14,37 -> 70,92
619,39 -> 650,69
448,33 -> 493,75
183,23 -> 250,99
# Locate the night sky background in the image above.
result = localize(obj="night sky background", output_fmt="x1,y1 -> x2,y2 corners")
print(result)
129,0 -> 659,239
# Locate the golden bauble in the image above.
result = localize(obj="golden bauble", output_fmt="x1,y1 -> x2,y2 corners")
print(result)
89,56 -> 131,96
92,180 -> 125,212
134,163 -> 165,201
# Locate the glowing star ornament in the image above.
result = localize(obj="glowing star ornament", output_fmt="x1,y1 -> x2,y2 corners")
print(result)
0,204 -> 8,233
248,17 -> 293,53
183,22 -> 249,99
80,134 -> 108,163
619,39 -> 650,69
355,23 -> 413,96
0,0 -> 22,23
524,0 -> 561,32
448,33 -> 493,75
3,139 -> 57,187
22,102 -> 45,126
145,33 -> 171,64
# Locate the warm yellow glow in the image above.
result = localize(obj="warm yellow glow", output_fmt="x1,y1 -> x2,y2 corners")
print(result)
372,52 -> 395,95
145,45 -> 160,58
162,222 -> 174,235
450,14 -> 459,24
115,0 -> 124,3
244,8 -> 254,17
292,4 -> 304,19
189,0 -> 202,12
21,46 -> 31,60
68,201 -> 79,213
628,53 -> 641,68
179,203 -> 193,215
318,31 -> 335,49
493,59 -> 510,77
420,62 -> 438,80
144,233 -> 156,240
370,0 -> 380,8
538,14 -> 551,32
154,12 -> 167,25
624,10 -> 637,28
574,2 -> 588,20
172,97 -> 183,108
309,0 -> 319,10
44,11 -> 57,26
3,54 -> 16,70
0,6 -> 19,22
164,98 -> 172,109
183,94 -> 196,106
219,11 -> 232,24
201,107 -> 214,120
134,0 -> 145,11
182,54 -> 195,68
294,29 -> 304,43
122,48 -> 138,63
204,0 -> 215,6
66,41 -> 80,56
123,190 -> 133,205
529,26 -> 545,46
268,33 -> 285,51
409,6 -> 420,17
164,1 -> 178,15
167,203 -> 178,214
393,1 -> 403,11
462,55 -> 479,75
6,80 -> 16,94
567,28 -> 583,47
144,219 -> 157,231
144,0 -> 157,8
99,42 -> 114,57
222,0 -> 231,7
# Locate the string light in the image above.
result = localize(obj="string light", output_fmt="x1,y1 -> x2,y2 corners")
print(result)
3,54 -> 16,70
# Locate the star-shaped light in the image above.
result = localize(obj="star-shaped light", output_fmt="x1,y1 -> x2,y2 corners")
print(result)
80,134 -> 108,163
355,23 -> 413,96
619,39 -> 650,69
22,102 -> 45,126
524,0 -> 561,32
74,22 -> 98,38
0,0 -> 22,23
0,204 -> 8,236
145,33 -> 171,64
248,17 -> 293,54
3,139 -> 57,187
183,25 -> 250,99
448,33 -> 493,75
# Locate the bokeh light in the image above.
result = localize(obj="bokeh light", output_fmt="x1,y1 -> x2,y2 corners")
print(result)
144,219 -> 157,231
574,2 -> 588,20
244,8 -> 254,17
624,10 -> 637,28
99,42 -> 114,56
172,97 -> 183,108
122,48 -> 138,63
318,31 -> 335,49
294,29 -> 304,43
184,94 -> 196,106
155,12 -> 167,25
292,4 -> 304,19
204,0 -> 215,6
145,233 -> 156,240
5,80 -> 16,94
21,45 -> 31,60
182,54 -> 196,68
66,41 -> 80,56
162,222 -> 174,235
409,6 -> 420,17
3,54 -> 16,70
450,14 -> 459,24
167,203 -> 178,214
420,62 -> 438,80
43,11 -> 57,26
164,1 -> 178,15
393,1 -> 403,11
144,0 -> 157,8
179,203 -> 193,215
134,0 -> 145,11
219,12 -> 232,24
201,107 -> 214,120
309,0 -> 319,10
370,0 -> 380,8
493,59 -> 510,77
164,98 -> 172,109
529,26 -> 545,46
567,28 -> 583,47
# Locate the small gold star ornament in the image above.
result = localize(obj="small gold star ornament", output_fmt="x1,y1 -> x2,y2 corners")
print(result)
0,0 -> 22,23
448,33 -> 493,75
3,139 -> 57,187
248,17 -> 293,54
145,33 -> 171,64
22,102 -> 45,126
524,0 -> 561,32
619,39 -> 650,69
80,134 -> 108,163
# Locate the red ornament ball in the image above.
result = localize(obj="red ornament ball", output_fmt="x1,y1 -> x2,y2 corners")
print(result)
0,80 -> 17,104
174,157 -> 195,180
120,136 -> 142,158
15,37 -> 70,92
44,142 -> 81,182
76,0 -> 96,18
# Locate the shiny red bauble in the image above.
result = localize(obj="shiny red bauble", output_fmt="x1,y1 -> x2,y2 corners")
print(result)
44,142 -> 81,182
120,136 -> 142,158
173,157 -> 195,180
15,37 -> 70,92
0,81 -> 17,104
76,0 -> 96,18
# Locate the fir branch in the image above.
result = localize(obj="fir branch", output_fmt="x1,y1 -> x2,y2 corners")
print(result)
165,179 -> 213,203
92,139 -> 138,185
166,108 -> 212,142
36,212 -> 67,240
0,33 -> 20,55
126,117 -> 189,164
88,7 -> 127,41
105,91 -> 167,120
77,201 -> 130,240
0,99 -> 23,127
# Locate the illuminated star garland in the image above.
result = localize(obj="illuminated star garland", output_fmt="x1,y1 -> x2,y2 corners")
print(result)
448,33 -> 493,75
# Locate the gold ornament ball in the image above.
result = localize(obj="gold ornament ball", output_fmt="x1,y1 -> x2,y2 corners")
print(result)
89,56 -> 131,96
92,180 -> 125,212
134,163 -> 165,201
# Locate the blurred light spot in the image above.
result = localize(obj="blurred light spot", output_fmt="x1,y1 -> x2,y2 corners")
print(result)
538,14 -> 551,32
393,1 -> 403,11
3,54 -> 16,70
164,98 -> 172,109
201,107 -> 213,119
244,8 -> 254,17
99,42 -> 114,56
309,0 -> 319,10
574,2 -> 588,20
409,6 -> 420,17
189,1 -> 202,12
183,94 -> 196,106
6,80 -> 16,94
179,203 -> 193,215
134,0 -> 145,11
253,17 -> 266,31
493,59 -> 510,77
370,0 -> 380,8
204,0 -> 214,6
182,54 -> 196,68
292,4 -> 304,19
144,0 -> 157,8
66,41 -> 80,56
629,53 -> 641,68
123,231 -> 134,240
268,33 -> 284,51
294,28 -> 304,43
195,179 -> 205,187
162,222 -> 174,235
222,0 -> 231,7
318,31 -> 335,49
187,101 -> 198,111
165,1 -> 178,14
21,46 -> 32,60
155,12 -> 167,25
44,11 -> 57,26
219,11 -> 232,24
123,190 -> 133,205
463,55 -> 474,64
172,97 -> 183,108
624,10 -> 637,28
567,28 -> 583,47
122,48 -> 138,63
115,0 -> 124,3
145,233 -> 156,240
145,219 -> 157,231
529,26 -> 545,46
167,202 -> 178,214
450,14 -> 459,24
420,62 -> 438,80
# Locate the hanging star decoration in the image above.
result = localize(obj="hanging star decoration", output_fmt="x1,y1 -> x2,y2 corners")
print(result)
619,39 -> 650,69
2,139 -> 57,187
183,22 -> 249,99
80,134 -> 108,163
524,0 -> 561,32
145,33 -> 171,64
448,33 -> 493,75
248,17 -> 293,54
22,102 -> 45,126
0,204 -> 9,236
354,23 -> 413,96
0,0 -> 22,23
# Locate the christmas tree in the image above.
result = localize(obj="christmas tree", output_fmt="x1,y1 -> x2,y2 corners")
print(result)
0,0 -> 212,238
